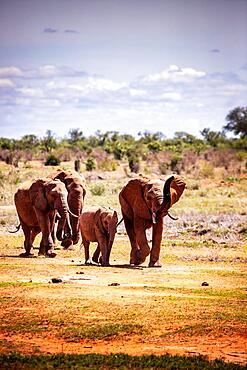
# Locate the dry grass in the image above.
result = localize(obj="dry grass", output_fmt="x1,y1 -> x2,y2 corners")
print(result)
0,161 -> 246,364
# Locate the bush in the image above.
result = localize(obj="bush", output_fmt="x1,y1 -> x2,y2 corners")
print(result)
199,162 -> 215,178
86,157 -> 96,171
90,183 -> 105,196
170,153 -> 182,173
45,154 -> 61,166
159,162 -> 169,175
98,158 -> 118,171
74,159 -> 81,172
128,156 -> 140,173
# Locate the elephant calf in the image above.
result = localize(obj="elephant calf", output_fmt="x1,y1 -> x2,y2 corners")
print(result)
79,207 -> 118,266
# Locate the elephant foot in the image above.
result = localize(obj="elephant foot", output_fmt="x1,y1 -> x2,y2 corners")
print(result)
131,249 -> 146,266
92,255 -> 99,264
19,252 -> 35,258
148,260 -> 162,268
46,250 -> 57,258
85,259 -> 93,265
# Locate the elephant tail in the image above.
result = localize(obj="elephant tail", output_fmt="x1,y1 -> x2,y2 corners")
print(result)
8,223 -> 21,233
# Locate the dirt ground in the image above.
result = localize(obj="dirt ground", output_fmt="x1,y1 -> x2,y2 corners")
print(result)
0,238 -> 246,366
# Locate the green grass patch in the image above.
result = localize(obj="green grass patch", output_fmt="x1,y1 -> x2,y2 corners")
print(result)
0,353 -> 245,370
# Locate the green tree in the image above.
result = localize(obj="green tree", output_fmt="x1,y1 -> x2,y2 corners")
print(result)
68,128 -> 85,144
200,128 -> 226,147
19,134 -> 39,150
224,107 -> 247,138
41,130 -> 57,153
0,138 -> 13,150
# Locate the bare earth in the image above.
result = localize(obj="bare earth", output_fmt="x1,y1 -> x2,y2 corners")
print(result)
0,237 -> 246,365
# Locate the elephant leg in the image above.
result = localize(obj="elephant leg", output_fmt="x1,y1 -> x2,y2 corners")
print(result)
122,215 -> 139,265
39,240 -> 56,258
45,213 -> 56,256
149,219 -> 163,267
83,240 -> 91,265
35,213 -> 55,257
95,232 -> 109,266
134,218 -> 150,265
92,244 -> 100,264
19,221 -> 34,257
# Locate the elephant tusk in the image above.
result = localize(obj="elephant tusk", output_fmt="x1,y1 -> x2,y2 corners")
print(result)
167,212 -> 178,220
8,224 -> 21,233
116,217 -> 124,228
152,212 -> 156,224
68,209 -> 79,218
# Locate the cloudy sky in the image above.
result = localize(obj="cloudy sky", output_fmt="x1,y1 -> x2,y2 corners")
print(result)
0,0 -> 246,139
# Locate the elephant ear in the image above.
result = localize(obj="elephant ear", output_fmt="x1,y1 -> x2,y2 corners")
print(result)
29,179 -> 48,211
94,208 -> 105,234
170,176 -> 186,206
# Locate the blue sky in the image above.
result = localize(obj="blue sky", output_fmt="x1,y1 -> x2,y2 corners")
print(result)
0,0 -> 246,139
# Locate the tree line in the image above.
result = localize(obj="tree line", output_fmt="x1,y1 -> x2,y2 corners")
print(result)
0,106 -> 246,171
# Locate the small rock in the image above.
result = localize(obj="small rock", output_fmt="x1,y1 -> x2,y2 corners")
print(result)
76,271 -> 85,274
201,281 -> 209,286
51,278 -> 63,284
108,282 -> 120,286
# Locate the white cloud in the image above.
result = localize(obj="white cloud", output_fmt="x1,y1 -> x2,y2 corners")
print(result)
38,65 -> 61,78
87,77 -> 127,91
141,65 -> 206,84
0,78 -> 15,88
161,92 -> 181,101
18,87 -> 44,98
0,67 -> 23,78
0,63 -> 246,138
129,88 -> 146,97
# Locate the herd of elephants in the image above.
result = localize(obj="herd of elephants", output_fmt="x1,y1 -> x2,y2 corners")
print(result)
13,170 -> 186,267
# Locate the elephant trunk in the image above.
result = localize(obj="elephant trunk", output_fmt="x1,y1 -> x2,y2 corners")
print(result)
106,212 -> 118,264
161,175 -> 174,210
69,193 -> 82,244
55,195 -> 72,241
153,176 -> 174,223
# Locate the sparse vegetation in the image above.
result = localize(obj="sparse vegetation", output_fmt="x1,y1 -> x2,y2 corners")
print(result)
0,107 -> 246,176
0,107 -> 246,366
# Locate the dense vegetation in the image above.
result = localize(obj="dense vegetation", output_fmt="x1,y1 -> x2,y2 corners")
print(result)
0,353 -> 245,370
0,107 -> 246,175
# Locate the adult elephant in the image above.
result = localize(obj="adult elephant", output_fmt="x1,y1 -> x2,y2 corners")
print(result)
53,170 -> 86,248
119,175 -> 185,267
80,207 -> 118,266
14,178 -> 73,257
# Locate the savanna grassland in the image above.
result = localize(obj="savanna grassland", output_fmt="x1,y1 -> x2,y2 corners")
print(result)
0,151 -> 246,369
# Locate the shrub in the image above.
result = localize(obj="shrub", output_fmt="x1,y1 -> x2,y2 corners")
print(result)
159,162 -> 169,175
170,153 -> 182,173
45,154 -> 61,166
90,183 -> 105,196
98,158 -> 118,171
74,159 -> 81,172
199,162 -> 215,178
128,156 -> 140,173
86,157 -> 96,171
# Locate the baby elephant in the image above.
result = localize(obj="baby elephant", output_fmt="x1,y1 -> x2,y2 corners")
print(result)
80,207 -> 118,266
